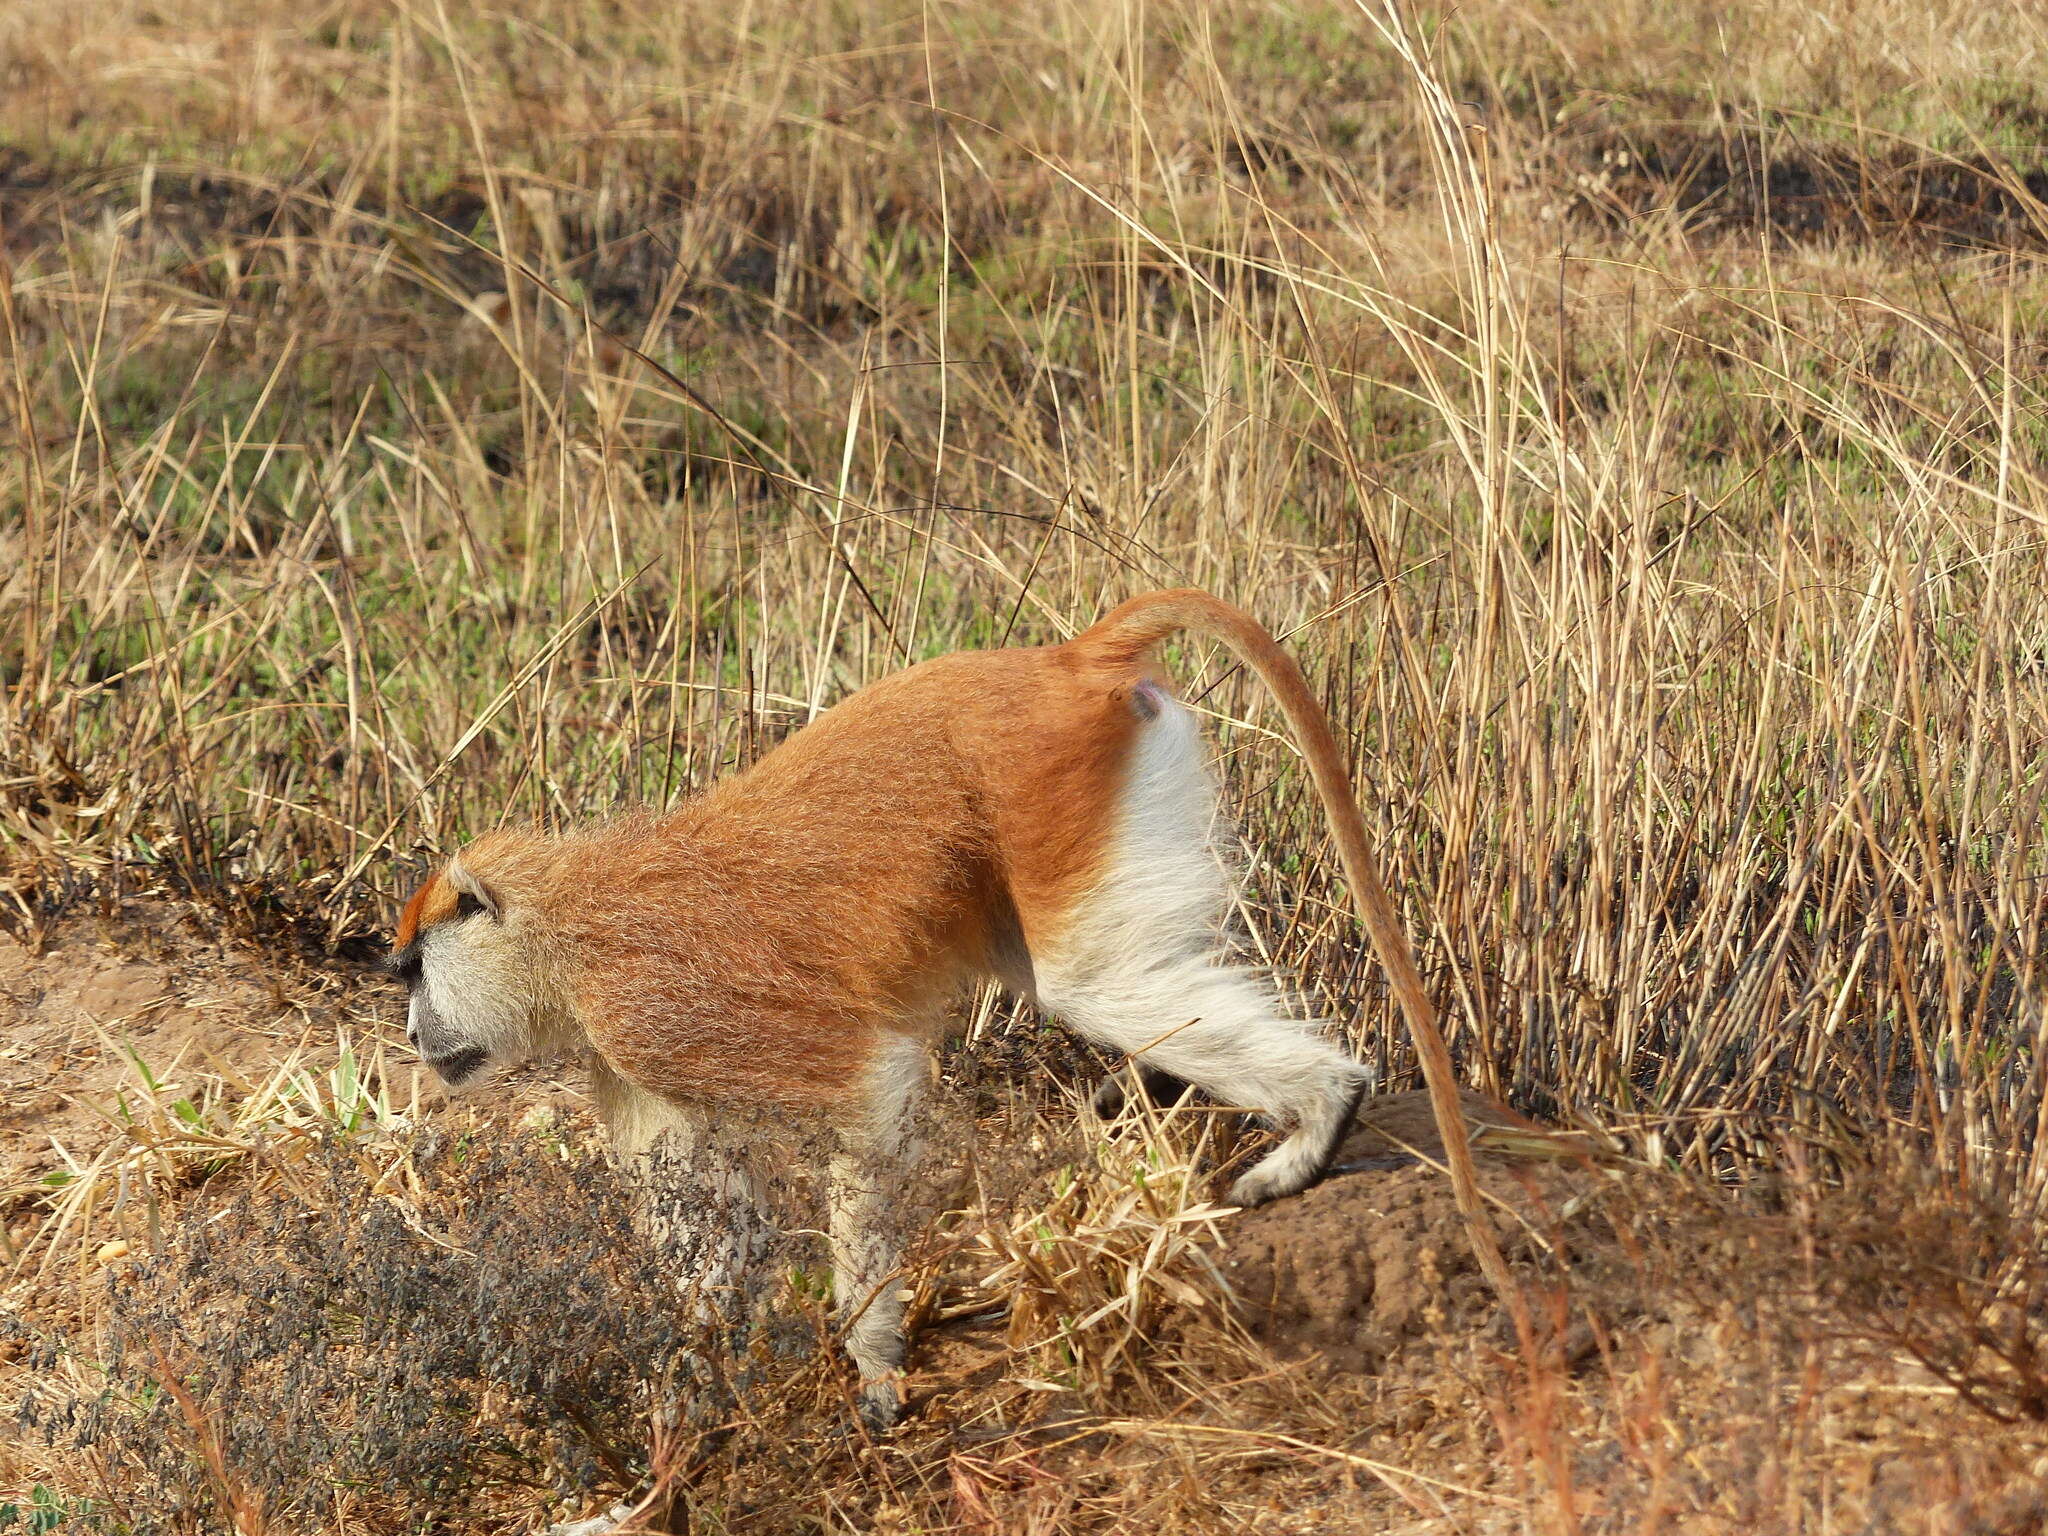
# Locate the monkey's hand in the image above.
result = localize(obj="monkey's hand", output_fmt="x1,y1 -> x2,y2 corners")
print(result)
858,1371 -> 905,1430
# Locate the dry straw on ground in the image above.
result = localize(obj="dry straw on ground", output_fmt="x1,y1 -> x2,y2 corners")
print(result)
9,0 -> 2048,1530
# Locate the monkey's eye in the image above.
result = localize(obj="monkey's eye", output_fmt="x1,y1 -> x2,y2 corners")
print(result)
387,944 -> 423,987
455,891 -> 488,920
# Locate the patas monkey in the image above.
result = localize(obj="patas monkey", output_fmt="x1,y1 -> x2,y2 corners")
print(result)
387,588 -> 1485,1426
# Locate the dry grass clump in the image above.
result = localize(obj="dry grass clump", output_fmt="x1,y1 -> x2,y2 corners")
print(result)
971,1095 -> 1247,1399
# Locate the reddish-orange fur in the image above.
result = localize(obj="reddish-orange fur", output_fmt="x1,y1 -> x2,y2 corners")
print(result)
404,631 -> 1162,1118
395,872 -> 455,950
392,590 -> 1497,1288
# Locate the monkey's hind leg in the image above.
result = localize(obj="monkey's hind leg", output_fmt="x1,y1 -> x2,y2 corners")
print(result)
828,1029 -> 930,1428
1039,698 -> 1371,1205
1045,949 -> 1369,1207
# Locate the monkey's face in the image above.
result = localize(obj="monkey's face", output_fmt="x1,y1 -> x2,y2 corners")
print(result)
387,855 -> 550,1091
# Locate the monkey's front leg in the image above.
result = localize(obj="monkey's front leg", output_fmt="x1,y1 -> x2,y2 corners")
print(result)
553,1064 -> 754,1535
828,1147 -> 909,1426
591,1055 -> 769,1309
829,1032 -> 930,1427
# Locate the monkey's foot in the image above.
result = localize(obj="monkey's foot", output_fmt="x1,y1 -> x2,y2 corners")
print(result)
1091,1064 -> 1194,1120
858,1372 -> 905,1430
1226,1145 -> 1329,1208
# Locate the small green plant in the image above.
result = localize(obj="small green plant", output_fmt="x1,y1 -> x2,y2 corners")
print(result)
0,1487 -> 99,1533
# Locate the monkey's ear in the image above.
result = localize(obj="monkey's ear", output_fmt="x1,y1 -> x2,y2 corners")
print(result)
445,856 -> 503,922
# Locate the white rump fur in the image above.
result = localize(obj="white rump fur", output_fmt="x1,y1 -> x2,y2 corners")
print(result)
1033,696 -> 1369,1206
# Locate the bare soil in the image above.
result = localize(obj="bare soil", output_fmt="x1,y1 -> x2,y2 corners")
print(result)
0,906 -> 291,1190
0,902 -> 581,1197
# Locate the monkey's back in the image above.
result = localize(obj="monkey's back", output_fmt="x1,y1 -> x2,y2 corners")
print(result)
567,636 -> 1161,1115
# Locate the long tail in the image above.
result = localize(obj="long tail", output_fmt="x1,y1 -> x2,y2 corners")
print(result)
1074,588 -> 1513,1301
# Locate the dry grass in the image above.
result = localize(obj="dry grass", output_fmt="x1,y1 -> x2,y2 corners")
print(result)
9,0 -> 2048,1529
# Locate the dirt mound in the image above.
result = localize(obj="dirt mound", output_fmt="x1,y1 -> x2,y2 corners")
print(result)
1216,1091 -> 1620,1376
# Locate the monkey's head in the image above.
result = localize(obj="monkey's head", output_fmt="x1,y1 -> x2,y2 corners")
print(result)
387,831 -> 571,1091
